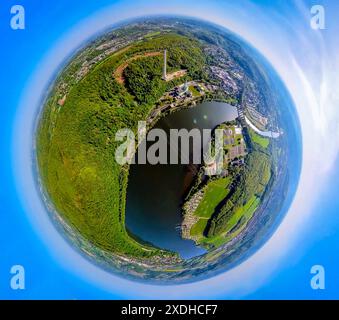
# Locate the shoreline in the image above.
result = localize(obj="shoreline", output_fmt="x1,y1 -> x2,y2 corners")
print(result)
245,115 -> 282,138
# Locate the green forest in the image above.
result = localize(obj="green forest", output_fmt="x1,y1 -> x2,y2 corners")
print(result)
36,33 -> 206,259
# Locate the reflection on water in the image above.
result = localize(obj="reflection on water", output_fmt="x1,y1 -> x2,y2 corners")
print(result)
125,101 -> 238,259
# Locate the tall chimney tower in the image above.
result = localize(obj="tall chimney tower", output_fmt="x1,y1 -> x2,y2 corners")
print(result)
162,49 -> 167,80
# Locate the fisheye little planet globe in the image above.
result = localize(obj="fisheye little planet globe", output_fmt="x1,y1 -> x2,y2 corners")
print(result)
35,16 -> 301,283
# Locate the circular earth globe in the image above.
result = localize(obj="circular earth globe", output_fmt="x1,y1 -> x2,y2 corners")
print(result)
36,16 -> 301,283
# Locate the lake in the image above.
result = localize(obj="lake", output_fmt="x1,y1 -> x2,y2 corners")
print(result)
125,101 -> 238,259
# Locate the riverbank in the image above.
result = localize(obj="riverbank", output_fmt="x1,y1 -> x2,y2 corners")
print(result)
245,115 -> 282,138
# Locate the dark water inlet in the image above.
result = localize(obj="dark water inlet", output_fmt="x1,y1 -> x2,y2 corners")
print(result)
125,101 -> 238,259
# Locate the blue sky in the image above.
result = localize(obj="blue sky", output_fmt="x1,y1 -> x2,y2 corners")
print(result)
1,0 -> 339,299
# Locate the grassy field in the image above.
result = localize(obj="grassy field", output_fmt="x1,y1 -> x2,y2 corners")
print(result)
200,195 -> 260,247
225,195 -> 260,231
144,31 -> 161,38
190,218 -> 209,238
189,177 -> 231,238
36,33 -> 206,259
189,85 -> 200,97
249,128 -> 270,148
194,178 -> 231,218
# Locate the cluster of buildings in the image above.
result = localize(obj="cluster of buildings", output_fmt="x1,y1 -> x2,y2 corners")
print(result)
148,78 -> 207,124
223,125 -> 247,167
210,66 -> 240,95
206,45 -> 271,132
74,31 -> 145,82
169,81 -> 204,98
203,124 -> 247,177
205,46 -> 243,97
246,105 -> 268,129
242,82 -> 269,129
170,82 -> 191,98
75,44 -> 129,81
181,190 -> 204,241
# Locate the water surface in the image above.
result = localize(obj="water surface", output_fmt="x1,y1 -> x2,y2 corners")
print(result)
125,101 -> 238,258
